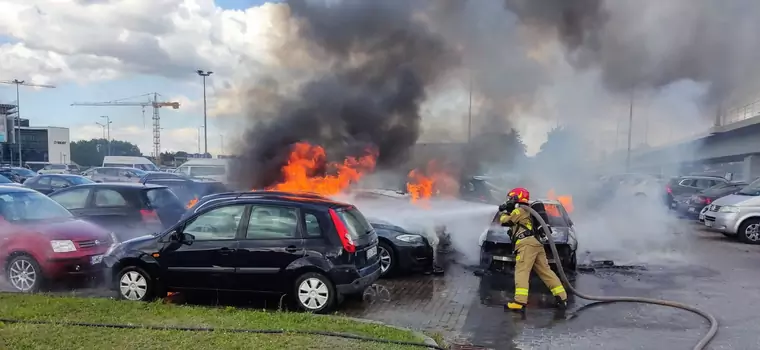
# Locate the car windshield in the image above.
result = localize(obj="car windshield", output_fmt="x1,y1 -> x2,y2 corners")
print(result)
0,175 -> 12,183
737,179 -> 760,196
188,166 -> 226,177
68,176 -> 93,185
135,164 -> 159,171
13,168 -> 36,177
0,191 -> 73,222
539,203 -> 571,227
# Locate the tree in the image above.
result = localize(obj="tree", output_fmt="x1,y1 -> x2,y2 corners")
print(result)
71,139 -> 142,166
464,128 -> 527,175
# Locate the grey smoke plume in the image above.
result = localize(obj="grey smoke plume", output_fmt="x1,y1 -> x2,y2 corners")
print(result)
231,0 -> 456,189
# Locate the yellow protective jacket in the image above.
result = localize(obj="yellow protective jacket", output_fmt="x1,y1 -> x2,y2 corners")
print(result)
499,205 -> 534,239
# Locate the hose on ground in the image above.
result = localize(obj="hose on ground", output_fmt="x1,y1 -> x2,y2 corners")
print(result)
522,205 -> 718,350
0,318 -> 445,350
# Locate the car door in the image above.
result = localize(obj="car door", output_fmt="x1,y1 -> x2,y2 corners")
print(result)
234,205 -> 304,293
34,176 -> 53,194
49,187 -> 92,217
159,204 -> 245,290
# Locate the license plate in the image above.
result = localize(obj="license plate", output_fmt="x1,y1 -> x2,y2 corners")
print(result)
90,255 -> 103,265
705,221 -> 713,227
688,207 -> 695,212
366,246 -> 377,259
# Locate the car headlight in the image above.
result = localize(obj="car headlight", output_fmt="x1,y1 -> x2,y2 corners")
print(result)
718,206 -> 740,213
395,234 -> 424,244
50,240 -> 77,253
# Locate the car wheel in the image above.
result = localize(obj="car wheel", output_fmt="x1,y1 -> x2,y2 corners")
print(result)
293,272 -> 336,313
563,252 -> 577,271
116,266 -> 155,301
738,218 -> 760,245
377,241 -> 396,277
6,254 -> 44,293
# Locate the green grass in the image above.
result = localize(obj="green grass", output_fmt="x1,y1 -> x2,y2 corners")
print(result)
0,293 -> 430,350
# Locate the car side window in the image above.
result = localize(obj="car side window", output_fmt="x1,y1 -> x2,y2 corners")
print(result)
695,179 -> 714,189
37,176 -> 51,186
303,213 -> 323,238
51,188 -> 90,210
93,189 -> 128,207
678,179 -> 695,187
184,205 -> 245,241
50,177 -> 69,188
246,206 -> 298,239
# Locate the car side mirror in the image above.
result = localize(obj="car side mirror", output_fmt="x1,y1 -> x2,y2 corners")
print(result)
125,173 -> 133,178
181,233 -> 195,246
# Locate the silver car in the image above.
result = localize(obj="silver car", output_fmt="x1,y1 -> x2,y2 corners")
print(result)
82,167 -> 147,183
703,179 -> 760,244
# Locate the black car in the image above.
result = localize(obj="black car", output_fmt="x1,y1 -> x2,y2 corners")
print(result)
0,167 -> 36,183
139,172 -> 187,182
104,191 -> 381,313
142,177 -> 228,207
47,183 -> 185,240
480,200 -> 578,273
666,175 -> 728,208
368,218 -> 434,277
678,181 -> 748,218
460,176 -> 504,204
23,174 -> 94,195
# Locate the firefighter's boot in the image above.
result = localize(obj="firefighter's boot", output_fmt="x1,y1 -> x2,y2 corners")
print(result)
555,297 -> 568,310
505,300 -> 526,316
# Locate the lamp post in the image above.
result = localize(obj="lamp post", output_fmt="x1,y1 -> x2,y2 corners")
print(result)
197,126 -> 205,154
196,70 -> 213,155
100,116 -> 112,156
0,79 -> 56,166
220,134 -> 224,155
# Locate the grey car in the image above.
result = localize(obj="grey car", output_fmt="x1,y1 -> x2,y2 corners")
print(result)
703,178 -> 760,244
82,167 -> 147,183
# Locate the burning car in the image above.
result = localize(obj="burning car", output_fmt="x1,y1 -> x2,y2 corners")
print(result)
479,199 -> 578,273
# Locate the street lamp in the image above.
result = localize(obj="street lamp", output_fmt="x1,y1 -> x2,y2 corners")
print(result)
197,126 -> 205,154
220,134 -> 224,155
0,79 -> 56,166
196,70 -> 213,155
100,116 -> 112,156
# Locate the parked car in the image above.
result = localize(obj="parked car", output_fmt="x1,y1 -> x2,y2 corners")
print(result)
703,178 -> 760,244
174,158 -> 229,183
0,167 -> 36,184
460,176 -> 504,204
82,167 -> 147,183
24,162 -> 50,173
23,174 -> 94,195
666,175 -> 729,208
103,191 -> 381,313
142,177 -> 228,208
677,181 -> 748,218
38,164 -> 73,175
0,186 -> 115,292
367,218 -> 434,277
103,156 -> 160,172
479,199 -> 578,273
47,183 -> 185,239
0,174 -> 23,187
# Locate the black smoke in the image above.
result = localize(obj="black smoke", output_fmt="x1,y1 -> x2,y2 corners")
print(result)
230,0 -> 456,189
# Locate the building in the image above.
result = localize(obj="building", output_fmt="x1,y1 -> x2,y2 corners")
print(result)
0,117 -> 71,165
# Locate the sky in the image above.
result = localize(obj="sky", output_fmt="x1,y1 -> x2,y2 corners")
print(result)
0,0 -> 280,157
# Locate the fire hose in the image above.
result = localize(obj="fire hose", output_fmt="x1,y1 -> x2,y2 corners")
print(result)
523,205 -> 718,350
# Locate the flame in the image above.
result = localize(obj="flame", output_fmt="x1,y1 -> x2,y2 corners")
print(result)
546,189 -> 574,213
406,160 -> 459,204
186,197 -> 199,209
266,142 -> 378,196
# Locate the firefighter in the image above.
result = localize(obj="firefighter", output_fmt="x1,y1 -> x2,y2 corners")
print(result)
498,187 -> 568,315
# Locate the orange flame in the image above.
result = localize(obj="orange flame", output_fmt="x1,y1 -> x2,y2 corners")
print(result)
186,197 -> 199,209
546,189 -> 574,213
406,160 -> 459,204
266,142 -> 378,196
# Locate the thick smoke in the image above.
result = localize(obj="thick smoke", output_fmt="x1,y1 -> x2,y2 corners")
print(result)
231,0 -> 457,189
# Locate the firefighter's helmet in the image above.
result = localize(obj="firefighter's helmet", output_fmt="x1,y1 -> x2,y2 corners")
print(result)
507,187 -> 530,204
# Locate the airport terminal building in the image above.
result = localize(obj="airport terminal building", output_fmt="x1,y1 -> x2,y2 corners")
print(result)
1,107 -> 71,165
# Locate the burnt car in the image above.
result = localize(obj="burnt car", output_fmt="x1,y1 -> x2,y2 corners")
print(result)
367,218 -> 435,277
479,199 -> 578,273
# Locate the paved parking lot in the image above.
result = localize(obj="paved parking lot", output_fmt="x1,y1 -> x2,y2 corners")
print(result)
3,221 -> 760,349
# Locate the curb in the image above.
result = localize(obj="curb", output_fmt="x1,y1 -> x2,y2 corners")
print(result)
330,315 -> 441,348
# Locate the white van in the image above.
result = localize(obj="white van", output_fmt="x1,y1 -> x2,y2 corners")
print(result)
103,156 -> 159,172
175,159 -> 229,182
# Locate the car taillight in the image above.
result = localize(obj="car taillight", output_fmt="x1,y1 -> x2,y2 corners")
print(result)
328,209 -> 356,253
705,198 -> 712,204
140,209 -> 160,223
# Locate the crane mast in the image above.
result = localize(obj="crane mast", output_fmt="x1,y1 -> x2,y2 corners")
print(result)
71,93 -> 180,159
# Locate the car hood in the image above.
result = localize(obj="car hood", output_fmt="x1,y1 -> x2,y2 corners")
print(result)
19,218 -> 110,241
711,194 -> 759,206
483,225 -> 570,244
0,183 -> 23,187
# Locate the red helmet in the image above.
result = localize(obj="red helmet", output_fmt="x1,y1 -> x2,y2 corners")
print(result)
507,187 -> 530,204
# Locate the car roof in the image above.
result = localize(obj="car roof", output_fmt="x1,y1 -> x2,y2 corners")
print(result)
103,156 -> 154,164
197,191 -> 353,210
62,183 -> 167,190
39,174 -> 85,178
145,177 -> 221,184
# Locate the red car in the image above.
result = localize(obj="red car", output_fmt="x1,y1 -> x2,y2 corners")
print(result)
0,186 -> 114,292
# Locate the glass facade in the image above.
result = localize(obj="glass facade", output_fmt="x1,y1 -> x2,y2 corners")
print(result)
1,128 -> 49,165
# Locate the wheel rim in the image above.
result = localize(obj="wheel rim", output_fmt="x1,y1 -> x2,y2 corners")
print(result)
379,246 -> 392,273
297,277 -> 329,310
8,259 -> 37,292
119,271 -> 148,300
745,224 -> 760,241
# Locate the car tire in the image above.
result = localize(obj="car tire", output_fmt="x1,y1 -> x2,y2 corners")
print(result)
5,254 -> 44,293
116,266 -> 156,302
563,252 -> 577,272
738,218 -> 760,245
377,241 -> 397,277
293,272 -> 336,314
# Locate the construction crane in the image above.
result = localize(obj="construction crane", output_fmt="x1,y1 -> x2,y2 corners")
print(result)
0,79 -> 56,166
71,93 -> 180,158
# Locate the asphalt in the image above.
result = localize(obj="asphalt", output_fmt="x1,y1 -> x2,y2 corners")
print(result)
3,220 -> 760,349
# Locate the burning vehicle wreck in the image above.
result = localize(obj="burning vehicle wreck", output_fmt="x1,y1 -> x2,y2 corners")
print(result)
479,200 -> 578,273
